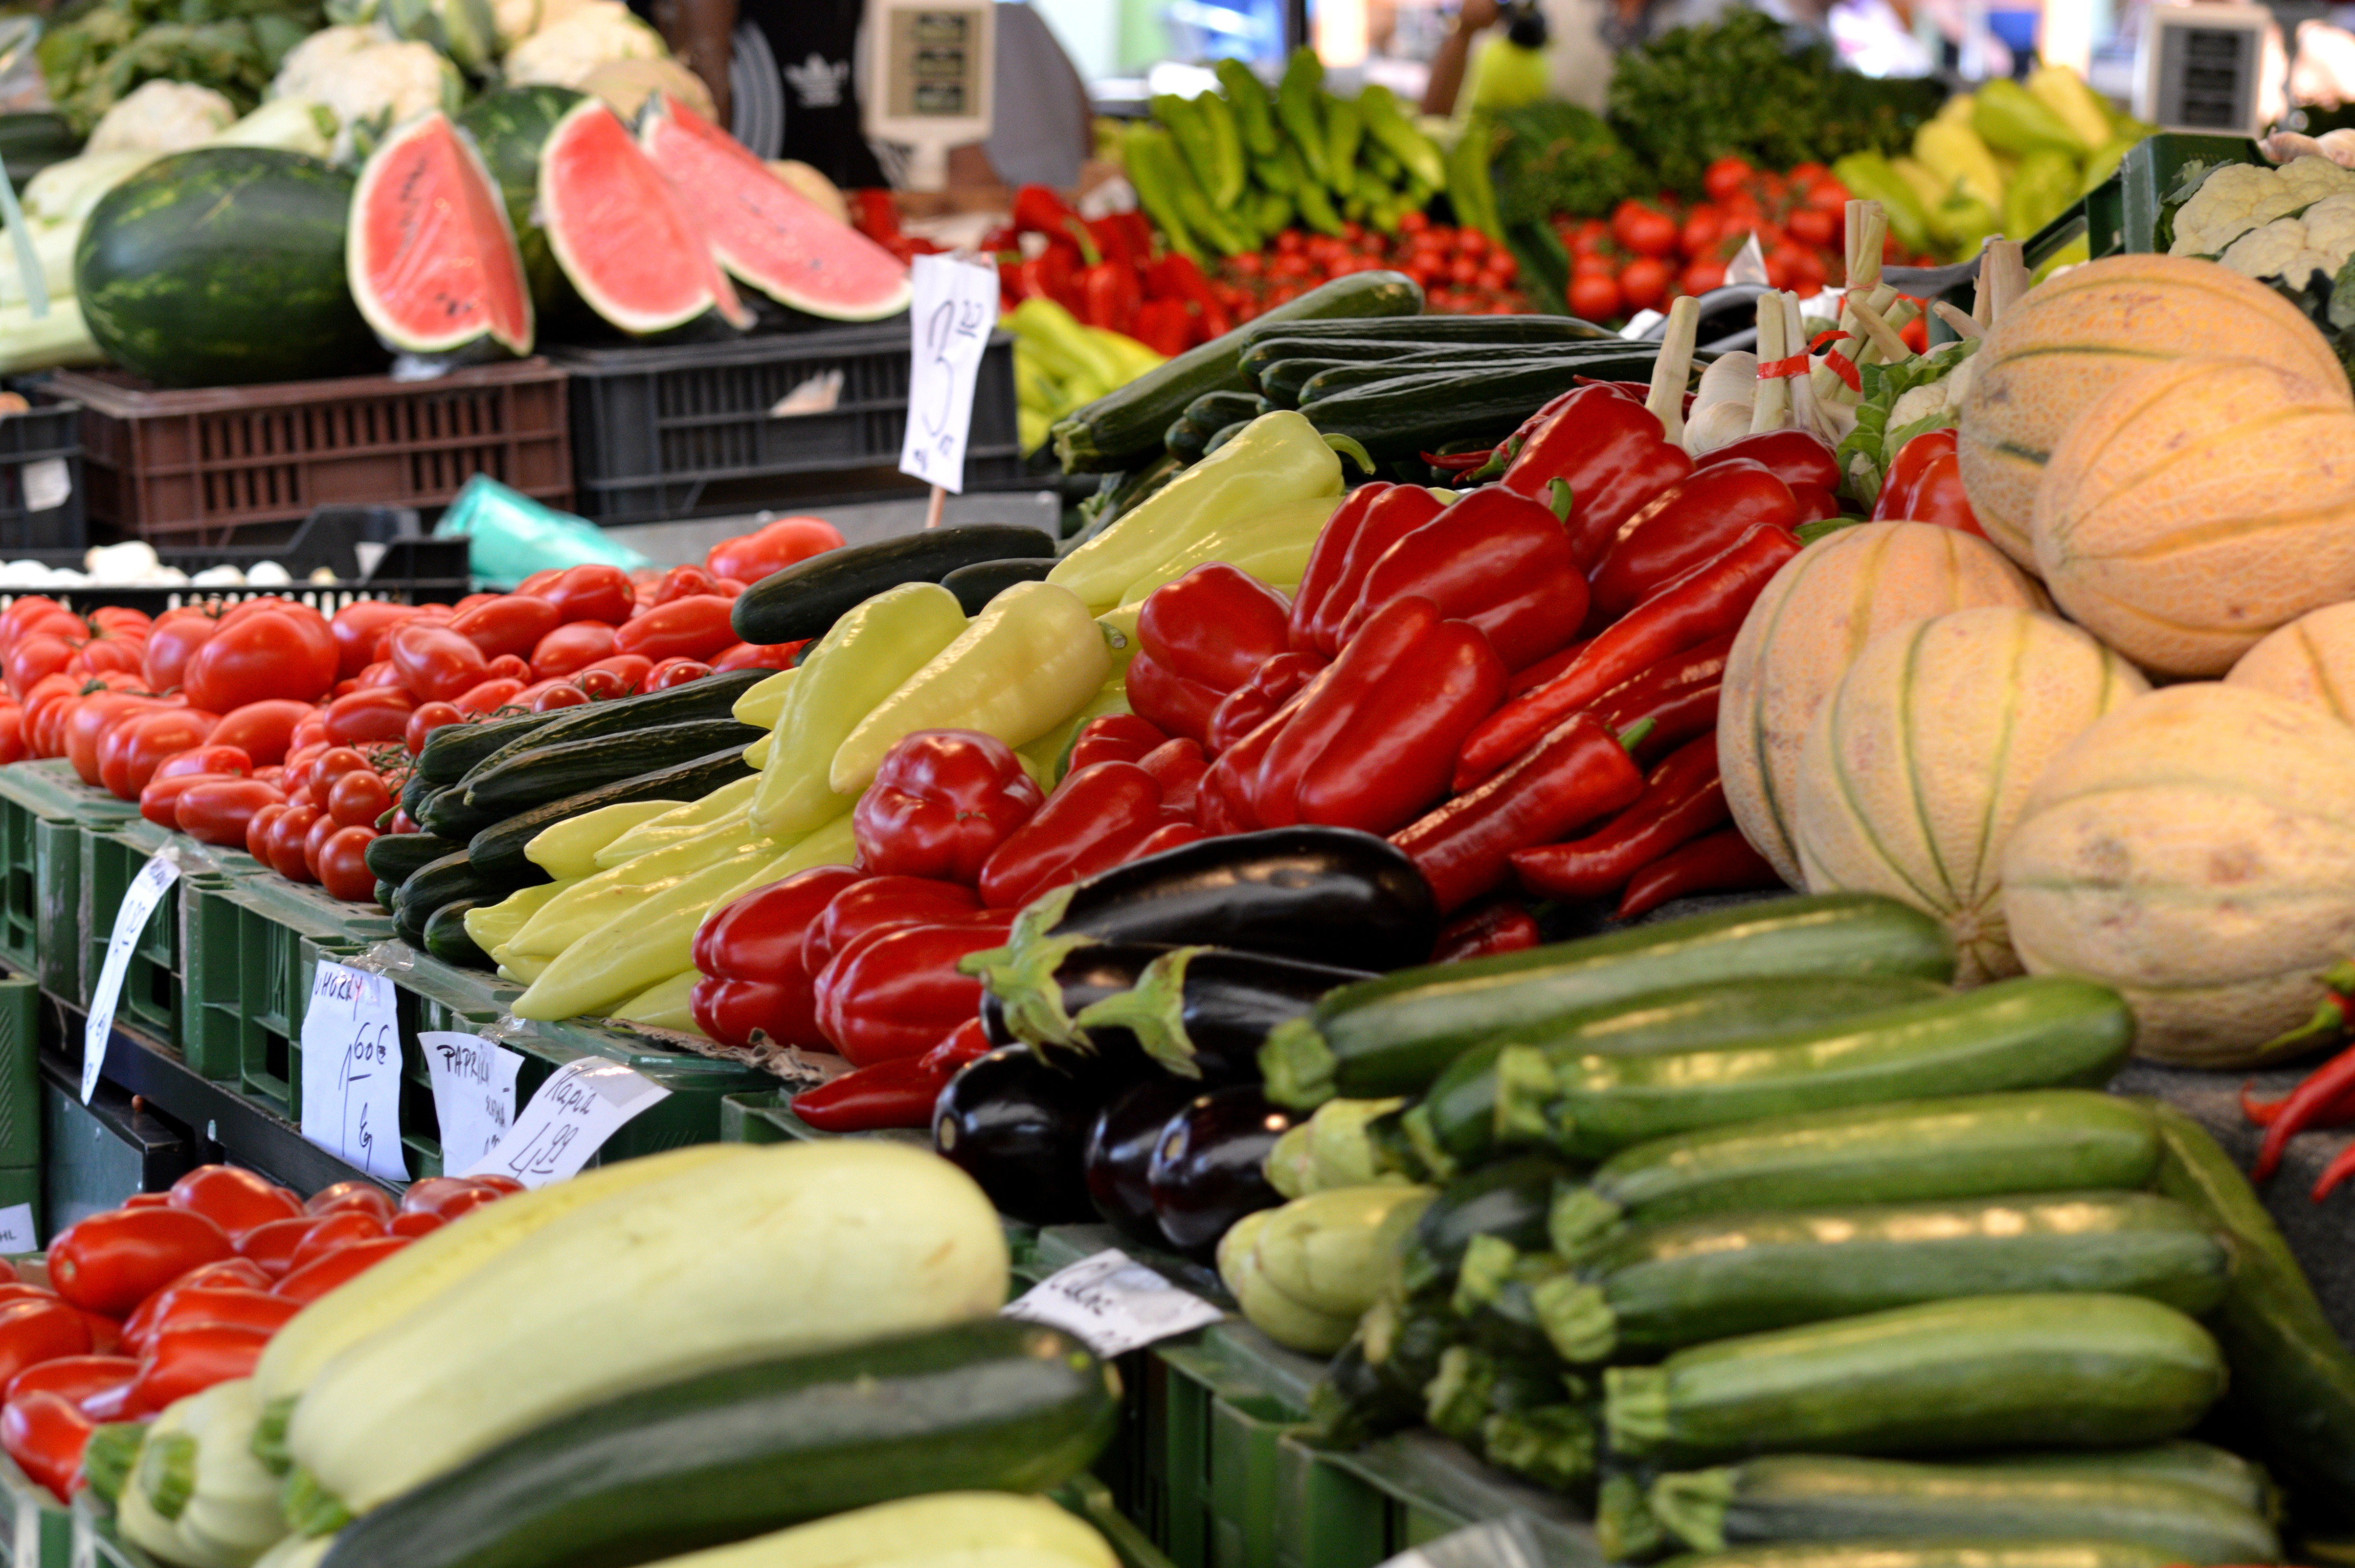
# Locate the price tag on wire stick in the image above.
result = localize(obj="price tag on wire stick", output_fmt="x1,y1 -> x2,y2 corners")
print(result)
897,251 -> 1000,494
82,853 -> 181,1104
462,1057 -> 668,1189
1002,1249 -> 1223,1358
419,1031 -> 523,1176
298,961 -> 409,1183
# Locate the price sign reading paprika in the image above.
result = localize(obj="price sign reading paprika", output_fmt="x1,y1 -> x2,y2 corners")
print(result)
462,1057 -> 667,1189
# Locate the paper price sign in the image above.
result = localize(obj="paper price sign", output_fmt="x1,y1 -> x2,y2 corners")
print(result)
897,252 -> 999,493
1002,1249 -> 1222,1358
462,1057 -> 668,1189
83,853 -> 181,1103
298,961 -> 409,1183
0,1204 -> 35,1253
419,1031 -> 523,1175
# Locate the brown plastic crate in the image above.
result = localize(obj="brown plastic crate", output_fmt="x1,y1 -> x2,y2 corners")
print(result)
41,360 -> 572,546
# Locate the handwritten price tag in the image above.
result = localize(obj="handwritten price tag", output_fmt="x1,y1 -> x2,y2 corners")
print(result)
1002,1249 -> 1223,1358
298,961 -> 409,1183
418,1031 -> 523,1175
897,252 -> 1000,494
0,1204 -> 35,1253
83,854 -> 180,1104
461,1057 -> 667,1189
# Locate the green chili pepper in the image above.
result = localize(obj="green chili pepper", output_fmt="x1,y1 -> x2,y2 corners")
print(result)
1294,160 -> 1345,236
1279,48 -> 1330,185
1123,123 -> 1203,261
1215,58 -> 1279,160
1364,139 -> 1403,187
1154,94 -> 1228,211
1323,93 -> 1363,193
1251,187 -> 1294,237
1165,152 -> 1249,256
1358,83 -> 1447,190
1195,89 -> 1248,208
1444,116 -> 1505,242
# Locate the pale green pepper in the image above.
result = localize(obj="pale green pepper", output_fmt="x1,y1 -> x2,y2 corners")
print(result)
1114,493 -> 1341,606
597,775 -> 764,867
1049,410 -> 1341,610
750,581 -> 968,837
511,810 -> 768,959
831,581 -> 1112,794
1973,76 -> 2084,159
524,800 -> 683,879
728,667 -> 798,730
2004,146 -> 2081,242
612,970 -> 700,1032
462,879 -> 578,955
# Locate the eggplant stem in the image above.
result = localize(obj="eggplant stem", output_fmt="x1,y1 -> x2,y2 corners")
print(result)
1070,946 -> 1208,1077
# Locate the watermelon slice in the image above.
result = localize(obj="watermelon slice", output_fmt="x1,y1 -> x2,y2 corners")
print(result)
640,93 -> 911,322
537,97 -> 752,338
347,111 -> 533,359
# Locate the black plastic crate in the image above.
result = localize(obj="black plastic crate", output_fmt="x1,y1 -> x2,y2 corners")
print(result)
0,402 -> 84,555
550,323 -> 1026,524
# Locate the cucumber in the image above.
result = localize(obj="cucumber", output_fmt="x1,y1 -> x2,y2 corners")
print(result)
421,900 -> 490,969
1394,1152 -> 1575,1298
1260,894 -> 1956,1108
1202,419 -> 1250,456
1542,1191 -> 2229,1363
462,670 -> 771,783
938,557 -> 1056,615
1552,1092 -> 2163,1257
1052,270 -> 1422,472
1951,1442 -> 2279,1521
416,709 -> 568,785
1647,1454 -> 2279,1565
1305,355 -> 1670,461
363,833 -> 461,886
465,747 -> 758,878
460,718 -> 756,816
1300,351 -> 1625,403
395,851 -> 547,946
414,784 -> 503,841
309,1319 -> 1117,1568
1165,414 -> 1211,462
1181,390 -> 1266,431
1239,336 -> 1622,385
1642,1545 -> 2179,1568
1532,976 -> 2133,1161
1236,313 -> 1607,347
1602,1294 -> 2227,1463
731,524 -> 1055,646
1411,974 -> 1953,1168
1257,358 -> 1363,408
398,769 -> 437,821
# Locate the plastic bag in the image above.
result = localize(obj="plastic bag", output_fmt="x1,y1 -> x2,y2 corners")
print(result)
432,475 -> 649,588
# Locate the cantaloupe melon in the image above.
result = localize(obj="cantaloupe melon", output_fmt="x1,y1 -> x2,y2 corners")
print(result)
1955,255 -> 2346,569
2001,682 -> 2355,1066
1720,522 -> 2048,888
1793,607 -> 2148,985
2033,355 -> 2355,678
2225,601 -> 2355,722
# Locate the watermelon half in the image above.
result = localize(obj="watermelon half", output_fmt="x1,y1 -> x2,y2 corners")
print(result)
536,97 -> 752,338
347,111 -> 533,359
640,93 -> 911,322
455,84 -> 580,312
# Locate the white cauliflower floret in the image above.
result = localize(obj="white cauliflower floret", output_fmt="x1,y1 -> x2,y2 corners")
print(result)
85,81 -> 236,155
2218,192 -> 2355,285
271,28 -> 462,162
1886,379 -> 1951,433
2303,191 -> 2355,263
503,0 -> 667,87
2276,154 -> 2355,207
2171,162 -> 2325,255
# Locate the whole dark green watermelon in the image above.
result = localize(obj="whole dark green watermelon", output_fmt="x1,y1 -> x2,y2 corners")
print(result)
76,147 -> 385,388
456,85 -> 584,313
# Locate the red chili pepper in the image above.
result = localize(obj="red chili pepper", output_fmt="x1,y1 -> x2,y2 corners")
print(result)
1508,638 -> 1591,697
790,1017 -> 994,1134
1140,563 -> 1293,693
1615,828 -> 1781,919
803,875 -> 979,976
1340,486 -> 1587,671
1586,634 -> 1734,763
2315,1142 -> 2355,1202
1207,651 -> 1325,756
1288,484 -> 1393,652
978,760 -> 1167,909
1139,738 -> 1208,819
693,865 -> 866,983
1012,183 -> 1081,235
2255,1040 -> 2355,1181
49,1209 -> 232,1317
3,1391 -> 91,1502
851,730 -> 1045,885
1587,459 -> 1800,627
1392,713 -> 1647,913
271,1235 -> 408,1306
130,1322 -> 269,1408
0,1298 -> 90,1389
687,976 -> 824,1052
1500,386 -> 1695,571
2235,1080 -> 2355,1129
1421,449 -> 1496,474
1131,299 -> 1193,357
1069,713 -> 1169,772
1256,597 -> 1508,836
1510,734 -> 1729,901
1125,653 -> 1224,748
1431,901 -> 1543,963
1456,524 -> 1802,789
814,918 -> 1014,1067
1695,428 -> 1840,492
1298,486 -> 1446,659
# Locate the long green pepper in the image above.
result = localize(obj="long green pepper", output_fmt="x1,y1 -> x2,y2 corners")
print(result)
1358,82 -> 1447,189
1194,89 -> 1248,208
1153,94 -> 1228,210
1215,58 -> 1279,159
1278,48 -> 1330,184
1123,124 -> 1202,261
1283,144 -> 1343,235
1322,93 -> 1363,193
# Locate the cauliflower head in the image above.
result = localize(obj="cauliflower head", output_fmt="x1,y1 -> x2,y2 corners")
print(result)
2218,191 -> 2355,286
272,30 -> 463,162
2171,157 -> 2355,256
503,0 -> 667,87
85,81 -> 236,156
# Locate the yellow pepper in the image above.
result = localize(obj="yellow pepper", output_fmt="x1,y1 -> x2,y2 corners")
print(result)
462,880 -> 577,955
513,809 -> 766,958
1017,678 -> 1134,789
613,971 -> 702,1032
595,776 -> 764,869
1115,494 -> 1340,606
730,668 -> 798,730
744,731 -> 775,769
523,802 -> 683,881
764,810 -> 858,879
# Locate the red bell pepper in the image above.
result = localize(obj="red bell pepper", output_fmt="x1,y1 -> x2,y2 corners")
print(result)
1615,828 -> 1781,920
1587,458 -> 1800,627
1287,483 -> 1393,652
1509,734 -> 1729,901
693,865 -> 865,985
1017,239 -> 1084,313
1456,524 -> 1802,788
802,875 -> 979,976
1296,486 -> 1445,658
1207,651 -> 1325,755
1695,428 -> 1840,492
1198,696 -> 1301,834
1125,653 -> 1224,748
129,1322 -> 268,1409
688,977 -> 818,1051
1500,385 -> 1695,571
1255,596 -> 1508,836
1139,738 -> 1207,819
1140,563 -> 1293,693
1069,713 -> 1169,772
1872,430 -> 1981,536
1145,253 -> 1231,338
1431,902 -> 1543,963
851,730 -> 1045,885
1340,486 -> 1587,671
3,1391 -> 90,1502
271,1235 -> 408,1306
1587,633 -> 1733,762
1131,299 -> 1193,357
1137,820 -> 1208,854
1081,262 -> 1141,334
978,760 -> 1167,909
790,1017 -> 993,1134
1391,713 -> 1647,912
1085,212 -> 1148,268
814,917 -> 1013,1067
1012,183 -> 1081,235
1871,427 -> 1954,520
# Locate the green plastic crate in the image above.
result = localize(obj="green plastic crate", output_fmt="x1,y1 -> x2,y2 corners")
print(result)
0,979 -> 39,1170
0,762 -> 125,1002
0,1451 -> 65,1568
0,772 -> 41,979
78,820 -> 206,1048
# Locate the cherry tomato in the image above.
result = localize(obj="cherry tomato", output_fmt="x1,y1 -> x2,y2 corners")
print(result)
1681,257 -> 1729,295
448,595 -> 563,662
389,623 -> 489,704
1568,272 -> 1621,321
321,770 -> 388,830
306,1182 -> 394,1221
405,701 -> 464,754
317,825 -> 379,903
644,659 -> 711,692
531,683 -> 590,712
613,596 -> 736,662
328,602 -> 423,682
529,621 -> 619,680
454,677 -> 525,716
264,803 -> 321,881
207,700 -> 315,767
1703,155 -> 1755,202
1618,256 -> 1670,314
301,811 -> 339,880
533,564 -> 633,625
183,611 -> 331,710
167,1167 -> 301,1240
575,654 -> 652,693
49,1208 -> 232,1317
321,687 -> 415,747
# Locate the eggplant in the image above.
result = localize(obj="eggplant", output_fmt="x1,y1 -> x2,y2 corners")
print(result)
1147,1085 -> 1299,1258
981,942 -> 1173,1062
1069,945 -> 1374,1081
933,1045 -> 1128,1225
1082,1076 -> 1198,1248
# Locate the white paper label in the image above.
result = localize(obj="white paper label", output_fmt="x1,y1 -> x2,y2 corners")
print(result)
418,1031 -> 523,1176
0,1203 -> 35,1253
461,1057 -> 667,1188
1002,1249 -> 1223,1358
298,961 -> 410,1183
23,457 -> 69,513
82,854 -> 180,1103
896,252 -> 1000,494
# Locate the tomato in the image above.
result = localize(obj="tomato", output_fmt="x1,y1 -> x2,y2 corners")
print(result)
301,810 -> 339,879
1568,272 -> 1622,321
405,701 -> 464,754
0,705 -> 25,766
184,610 -> 332,710
533,563 -> 634,625
613,595 -> 736,662
7,1353 -> 139,1413
453,676 -> 525,715
388,623 -> 489,703
1618,256 -> 1670,314
153,745 -> 248,786
5,634 -> 78,700
1612,200 -> 1679,258
49,1208 -> 231,1317
202,700 -> 311,768
328,602 -> 423,681
528,620 -> 618,679
272,1236 -> 406,1306
130,1322 -> 267,1410
322,686 -> 416,747
532,683 -> 590,712
64,695 -> 161,788
287,1211 -> 382,1274
643,659 -> 711,692
354,659 -> 406,690
710,640 -> 804,672
576,653 -> 652,692
389,1210 -> 444,1237
369,605 -> 452,664
648,565 -> 717,605
317,825 -> 379,903
1703,155 -> 1755,203
243,800 -> 285,860
305,1181 -> 394,1221
704,515 -> 844,583
0,596 -> 63,648
449,595 -> 563,662
263,803 -> 321,881
167,1167 -> 301,1240
1786,205 -> 1837,249
226,600 -> 335,686
2,1389 -> 90,1503
73,630 -> 142,677
144,1286 -> 297,1344
326,769 -> 391,829
114,708 -> 219,799
230,1214 -> 313,1276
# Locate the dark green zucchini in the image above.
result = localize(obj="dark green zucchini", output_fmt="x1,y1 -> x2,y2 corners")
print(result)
1544,1191 -> 2229,1363
1395,1152 -> 1576,1299
1422,1343 -> 1575,1445
364,832 -> 462,886
461,718 -> 755,816
1603,1293 -> 2227,1464
1646,1453 -> 2280,1564
1300,349 -> 1636,403
1236,313 -> 1606,347
1624,1546 -> 2177,1568
731,524 -> 1055,645
1052,270 -> 1422,472
421,900 -> 491,969
461,670 -> 770,782
1305,356 -> 1670,462
416,708 -> 569,785
311,1319 -> 1117,1568
1308,1295 -> 1457,1446
1181,390 -> 1265,432
1202,419 -> 1250,456
466,747 -> 759,878
1259,894 -> 1956,1108
1164,414 -> 1212,463
1552,1091 -> 2165,1257
1478,1404 -> 1596,1495
938,556 -> 1057,614
1953,1442 -> 2278,1521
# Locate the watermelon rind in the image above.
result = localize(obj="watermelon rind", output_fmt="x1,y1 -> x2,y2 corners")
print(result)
76,146 -> 384,388
347,111 -> 534,359
454,83 -> 580,312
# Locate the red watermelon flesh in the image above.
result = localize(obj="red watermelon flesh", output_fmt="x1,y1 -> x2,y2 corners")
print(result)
348,111 -> 534,359
641,93 -> 912,322
537,97 -> 753,338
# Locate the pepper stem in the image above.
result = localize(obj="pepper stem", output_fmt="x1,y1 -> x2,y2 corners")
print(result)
2250,962 -> 2355,1062
1546,477 -> 1574,523
1616,716 -> 1655,753
1324,433 -> 1376,474
1399,1103 -> 1459,1183
1259,1015 -> 1338,1108
1071,946 -> 1207,1076
1795,517 -> 1865,546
